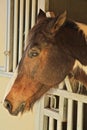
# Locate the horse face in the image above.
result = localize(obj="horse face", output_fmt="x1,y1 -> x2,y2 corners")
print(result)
4,10 -> 74,115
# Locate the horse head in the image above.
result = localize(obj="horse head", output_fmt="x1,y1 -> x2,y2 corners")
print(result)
4,9 -> 87,115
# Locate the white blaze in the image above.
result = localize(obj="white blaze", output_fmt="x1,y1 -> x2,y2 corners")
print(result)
76,22 -> 87,40
73,60 -> 87,75
73,22 -> 87,74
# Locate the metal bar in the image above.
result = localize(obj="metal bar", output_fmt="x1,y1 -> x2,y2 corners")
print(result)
57,120 -> 62,130
5,0 -> 13,72
67,99 -> 73,130
18,0 -> 24,61
31,0 -> 37,27
39,96 -> 45,130
24,0 -> 30,48
44,108 -> 59,120
59,96 -> 65,121
77,102 -> 83,130
65,76 -> 73,92
49,95 -> 57,110
34,100 -> 43,130
5,0 -> 10,72
13,0 -> 18,71
49,117 -> 54,130
47,89 -> 87,104
43,116 -> 48,130
0,71 -> 13,77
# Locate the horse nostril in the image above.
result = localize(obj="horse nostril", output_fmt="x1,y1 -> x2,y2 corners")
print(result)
4,99 -> 12,112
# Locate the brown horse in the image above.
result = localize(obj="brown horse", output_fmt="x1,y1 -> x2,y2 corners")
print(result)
4,9 -> 87,116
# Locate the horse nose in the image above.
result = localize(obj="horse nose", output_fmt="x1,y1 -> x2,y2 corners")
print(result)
4,99 -> 12,112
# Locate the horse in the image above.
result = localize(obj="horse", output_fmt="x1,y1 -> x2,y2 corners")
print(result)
3,9 -> 87,116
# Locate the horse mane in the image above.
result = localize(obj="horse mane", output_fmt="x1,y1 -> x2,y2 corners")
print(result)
62,20 -> 87,43
64,20 -> 79,31
56,19 -> 87,66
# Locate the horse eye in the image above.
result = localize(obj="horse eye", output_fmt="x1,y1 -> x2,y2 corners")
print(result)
28,50 -> 40,58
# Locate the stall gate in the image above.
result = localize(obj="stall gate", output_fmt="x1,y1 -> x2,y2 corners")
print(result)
4,0 -> 49,74
35,77 -> 87,130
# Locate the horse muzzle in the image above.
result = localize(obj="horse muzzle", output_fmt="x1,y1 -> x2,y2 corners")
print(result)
3,99 -> 26,116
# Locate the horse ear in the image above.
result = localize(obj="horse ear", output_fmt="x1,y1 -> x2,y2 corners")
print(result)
37,9 -> 46,22
51,11 -> 67,33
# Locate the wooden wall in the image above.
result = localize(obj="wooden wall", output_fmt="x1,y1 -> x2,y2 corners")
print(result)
49,0 -> 87,24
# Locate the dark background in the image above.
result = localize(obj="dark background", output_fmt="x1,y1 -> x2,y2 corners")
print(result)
49,0 -> 87,24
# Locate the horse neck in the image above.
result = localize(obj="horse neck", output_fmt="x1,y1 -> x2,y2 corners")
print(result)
57,21 -> 87,66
